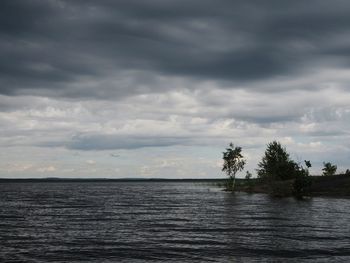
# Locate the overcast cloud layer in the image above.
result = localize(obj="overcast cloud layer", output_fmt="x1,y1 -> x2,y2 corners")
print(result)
1,0 -> 350,178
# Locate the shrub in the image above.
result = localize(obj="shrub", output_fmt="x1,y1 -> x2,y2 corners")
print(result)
293,161 -> 312,198
270,180 -> 294,197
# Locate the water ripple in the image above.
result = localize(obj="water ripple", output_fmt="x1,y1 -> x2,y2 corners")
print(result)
1,182 -> 350,262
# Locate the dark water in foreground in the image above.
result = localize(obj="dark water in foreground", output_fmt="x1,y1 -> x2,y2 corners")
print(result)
1,182 -> 350,262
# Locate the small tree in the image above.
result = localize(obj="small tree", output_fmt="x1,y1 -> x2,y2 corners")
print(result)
222,143 -> 246,191
245,170 -> 252,180
322,162 -> 337,176
245,170 -> 254,191
304,160 -> 311,169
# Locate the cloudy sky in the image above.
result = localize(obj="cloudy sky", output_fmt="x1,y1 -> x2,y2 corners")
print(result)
1,0 -> 350,178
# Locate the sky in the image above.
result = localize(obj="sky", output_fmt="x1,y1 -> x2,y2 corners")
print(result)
1,0 -> 350,178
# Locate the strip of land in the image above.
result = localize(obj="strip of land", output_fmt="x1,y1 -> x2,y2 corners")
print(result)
1,175 -> 349,197
234,174 -> 350,197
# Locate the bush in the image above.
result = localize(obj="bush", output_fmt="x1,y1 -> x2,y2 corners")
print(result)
269,180 -> 294,197
293,163 -> 312,198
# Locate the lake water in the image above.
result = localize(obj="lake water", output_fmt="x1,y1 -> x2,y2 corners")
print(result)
1,182 -> 350,262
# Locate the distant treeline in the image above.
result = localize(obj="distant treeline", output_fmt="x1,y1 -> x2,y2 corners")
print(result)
0,178 -> 227,183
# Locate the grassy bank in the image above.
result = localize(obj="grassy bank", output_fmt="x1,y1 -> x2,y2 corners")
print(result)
232,174 -> 350,197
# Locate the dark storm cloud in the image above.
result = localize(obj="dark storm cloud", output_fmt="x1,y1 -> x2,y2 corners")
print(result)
1,0 -> 350,99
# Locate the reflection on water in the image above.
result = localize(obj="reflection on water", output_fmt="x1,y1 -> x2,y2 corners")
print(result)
1,182 -> 350,262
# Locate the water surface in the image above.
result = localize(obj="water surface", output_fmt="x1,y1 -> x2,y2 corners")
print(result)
1,182 -> 350,262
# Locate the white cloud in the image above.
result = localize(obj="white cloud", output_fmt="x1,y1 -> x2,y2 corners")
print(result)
37,166 -> 56,173
0,85 -> 350,178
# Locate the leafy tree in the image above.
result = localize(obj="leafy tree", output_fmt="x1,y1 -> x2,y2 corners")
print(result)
222,143 -> 246,191
322,162 -> 337,176
257,141 -> 297,182
304,160 -> 312,169
245,170 -> 252,180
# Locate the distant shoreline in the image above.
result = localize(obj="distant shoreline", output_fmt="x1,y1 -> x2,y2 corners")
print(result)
0,178 -> 227,183
2,176 -> 349,198
233,174 -> 350,198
